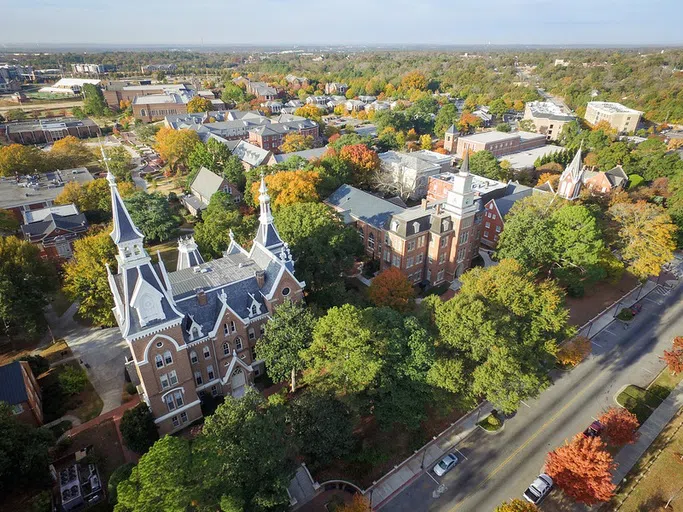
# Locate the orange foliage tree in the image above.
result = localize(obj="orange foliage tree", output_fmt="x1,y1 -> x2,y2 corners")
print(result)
545,435 -> 616,505
661,336 -> 683,375
339,144 -> 380,187
537,173 -> 560,190
457,112 -> 482,133
250,170 -> 320,210
154,127 -> 200,171
368,267 -> 416,312
598,407 -> 640,446
556,336 -> 591,367
494,499 -> 538,512
400,71 -> 428,91
337,494 -> 370,512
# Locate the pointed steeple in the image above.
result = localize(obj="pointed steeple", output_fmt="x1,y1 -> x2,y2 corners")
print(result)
258,175 -> 274,225
176,236 -> 205,271
253,175 -> 285,250
566,143 -> 583,180
459,151 -> 470,175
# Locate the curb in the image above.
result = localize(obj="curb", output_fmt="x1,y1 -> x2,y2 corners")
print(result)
372,470 -> 425,510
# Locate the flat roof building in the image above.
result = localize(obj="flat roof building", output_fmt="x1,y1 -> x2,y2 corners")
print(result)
523,101 -> 576,141
455,130 -> 546,158
585,101 -> 642,134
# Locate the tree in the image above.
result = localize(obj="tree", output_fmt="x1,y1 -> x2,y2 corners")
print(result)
55,179 -> 135,222
0,209 -> 19,235
489,98 -> 509,117
5,108 -> 27,121
469,150 -> 503,180
71,106 -> 87,119
608,201 -> 676,279
556,336 -> 591,367
0,143 -> 45,176
221,83 -> 245,104
193,192 -> 256,257
661,336 -> 683,375
63,230 -> 117,326
368,267 -> 415,312
288,392 -> 354,466
255,300 -> 316,392
120,404 -> 159,454
401,71 -> 428,90
250,170 -> 320,211
434,103 -> 459,138
419,134 -> 432,150
103,146 -> 133,182
223,154 -> 246,191
82,83 -> 109,116
49,136 -> 94,169
108,462 -> 135,506
0,237 -> 57,339
188,137 -> 232,174
337,494 -> 371,512
598,407 -> 639,447
18,354 -> 50,377
339,144 -> 380,187
155,127 -> 200,171
274,203 -> 362,295
279,133 -> 314,153
457,111 -> 482,133
186,96 -> 212,113
518,119 -> 536,132
545,435 -> 616,505
294,104 -> 324,124
494,499 -> 538,512
0,403 -> 53,494
302,304 -> 382,394
537,172 -> 559,190
124,192 -> 179,242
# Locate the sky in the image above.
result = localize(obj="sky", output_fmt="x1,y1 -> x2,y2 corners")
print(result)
1,0 -> 681,47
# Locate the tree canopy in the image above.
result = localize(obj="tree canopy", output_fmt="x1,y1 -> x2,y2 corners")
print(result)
124,192 -> 180,242
193,191 -> 256,257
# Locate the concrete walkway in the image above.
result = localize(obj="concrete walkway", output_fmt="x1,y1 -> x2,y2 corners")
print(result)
43,414 -> 82,429
612,380 -> 683,484
369,402 -> 493,509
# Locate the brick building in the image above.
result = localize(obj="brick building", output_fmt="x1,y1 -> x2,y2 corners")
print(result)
103,82 -> 193,110
0,361 -> 43,426
1,117 -> 101,144
557,147 -> 628,200
106,172 -> 305,434
455,130 -> 546,158
21,204 -> 89,260
480,184 -> 535,249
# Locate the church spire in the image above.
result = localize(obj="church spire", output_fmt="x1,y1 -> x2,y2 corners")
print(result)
253,175 -> 284,250
258,175 -> 274,225
459,151 -> 470,175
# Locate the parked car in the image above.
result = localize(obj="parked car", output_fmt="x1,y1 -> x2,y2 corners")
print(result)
433,453 -> 459,477
523,474 -> 553,504
583,420 -> 603,438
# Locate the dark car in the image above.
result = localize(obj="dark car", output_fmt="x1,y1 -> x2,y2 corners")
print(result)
583,420 -> 603,438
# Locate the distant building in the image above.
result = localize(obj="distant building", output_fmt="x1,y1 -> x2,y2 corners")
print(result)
266,146 -> 328,166
71,63 -> 114,75
103,82 -> 194,110
523,101 -> 576,141
141,64 -> 177,74
554,59 -> 570,67
285,75 -> 309,88
378,150 -> 453,200
455,130 -> 546,158
584,102 -> 642,134
245,81 -> 278,101
38,78 -> 101,95
182,167 -> 241,215
0,75 -> 21,93
21,204 -> 89,260
0,361 -> 43,426
324,82 -> 348,95
133,91 -> 195,123
1,117 -> 101,144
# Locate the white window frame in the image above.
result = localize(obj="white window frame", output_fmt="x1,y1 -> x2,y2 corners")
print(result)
235,337 -> 243,350
203,346 -> 211,359
190,351 -> 198,364
155,354 -> 164,369
195,371 -> 203,386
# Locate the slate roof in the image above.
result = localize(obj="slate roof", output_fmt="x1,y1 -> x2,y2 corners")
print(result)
110,180 -> 144,244
191,167 -> 225,202
271,147 -> 328,164
325,184 -> 405,229
233,140 -> 271,167
0,361 -> 28,405
495,188 -> 534,217
21,205 -> 88,240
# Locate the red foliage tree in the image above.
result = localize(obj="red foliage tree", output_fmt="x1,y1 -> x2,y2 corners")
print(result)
339,144 -> 380,187
545,435 -> 616,505
368,267 -> 416,312
598,407 -> 640,446
661,336 -> 683,375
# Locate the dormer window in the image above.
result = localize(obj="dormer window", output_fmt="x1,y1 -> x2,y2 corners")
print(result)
192,327 -> 199,339
391,220 -> 399,232
413,222 -> 420,233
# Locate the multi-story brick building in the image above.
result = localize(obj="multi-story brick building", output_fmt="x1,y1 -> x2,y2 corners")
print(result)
480,183 -> 535,249
20,204 -> 89,260
0,361 -> 43,426
584,102 -> 642,134
106,173 -> 305,434
1,117 -> 101,144
103,82 -> 194,110
327,153 -> 485,285
455,130 -> 546,158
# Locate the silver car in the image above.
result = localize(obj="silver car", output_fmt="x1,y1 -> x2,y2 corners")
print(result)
433,453 -> 459,477
524,473 -> 553,504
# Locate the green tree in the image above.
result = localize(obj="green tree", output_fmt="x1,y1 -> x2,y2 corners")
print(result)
255,300 -> 316,392
103,146 -> 133,182
63,229 -> 118,326
82,83 -> 109,116
469,150 -> 503,180
518,119 -> 536,132
221,83 -> 246,104
124,192 -> 180,242
120,404 -> 159,455
434,103 -> 459,138
5,108 -> 27,121
488,98 -> 509,117
0,237 -> 57,339
223,154 -> 246,191
0,210 -> 19,235
193,192 -> 256,256
188,138 -> 232,174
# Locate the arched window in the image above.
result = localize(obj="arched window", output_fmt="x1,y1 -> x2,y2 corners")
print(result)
163,351 -> 173,365
155,354 -> 164,368
230,321 -> 236,332
190,351 -> 198,364
367,232 -> 375,250
235,337 -> 243,350
223,342 -> 230,356
203,346 -> 211,359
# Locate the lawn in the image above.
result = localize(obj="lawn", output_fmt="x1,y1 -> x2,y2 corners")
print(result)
564,272 -> 640,326
612,409 -> 683,512
50,289 -> 74,318
40,339 -> 72,364
149,240 -> 180,270
617,369 -> 683,424
39,361 -> 103,423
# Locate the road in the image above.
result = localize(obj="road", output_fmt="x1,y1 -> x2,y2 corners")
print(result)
0,99 -> 83,114
381,282 -> 683,512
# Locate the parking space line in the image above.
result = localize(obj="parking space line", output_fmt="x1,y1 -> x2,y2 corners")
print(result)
520,400 -> 531,408
644,297 -> 662,304
604,329 -> 620,337
642,367 -> 654,374
454,448 -> 469,461
591,340 -> 604,348
427,472 -> 440,485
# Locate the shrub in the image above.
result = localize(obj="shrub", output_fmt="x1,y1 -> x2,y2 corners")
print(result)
120,404 -> 159,454
617,308 -> 634,321
108,462 -> 135,505
125,382 -> 138,395
31,491 -> 52,512
18,355 -> 50,377
57,365 -> 88,395
628,174 -> 644,189
556,336 -> 592,367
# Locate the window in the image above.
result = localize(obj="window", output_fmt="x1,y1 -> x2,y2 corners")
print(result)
56,241 -> 72,258
163,351 -> 173,365
392,255 -> 401,267
457,247 -> 466,262
485,222 -> 490,228
260,324 -> 265,335
235,337 -> 243,350
484,231 -> 489,238
406,256 -> 414,268
384,233 -> 391,246
223,342 -> 230,356
155,354 -> 164,369
169,370 -> 178,386
418,235 -> 425,248
441,236 -> 449,248
439,253 -> 446,264
436,269 -> 445,282
416,254 -> 423,264
230,321 -> 236,332
358,229 -> 364,242
384,251 -> 391,263
442,220 -> 450,231
195,371 -> 203,385
248,328 -> 255,340
391,220 -> 399,231
492,214 -> 497,220
407,240 -> 416,251
207,365 -> 215,380
165,394 -> 176,412
160,373 -> 169,389
459,231 -> 469,244
190,351 -> 198,364
494,235 -> 499,241
368,232 -> 375,250
413,221 -> 420,233
174,391 -> 184,407
223,323 -> 229,335
211,385 -> 218,397
495,225 -> 501,233
203,346 -> 211,359
282,287 -> 290,296
172,415 -> 180,427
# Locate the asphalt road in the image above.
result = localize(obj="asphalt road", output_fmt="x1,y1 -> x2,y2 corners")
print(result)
381,282 -> 683,512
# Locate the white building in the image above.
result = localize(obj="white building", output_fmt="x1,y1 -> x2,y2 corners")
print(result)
523,101 -> 576,141
584,102 -> 642,134
378,150 -> 452,200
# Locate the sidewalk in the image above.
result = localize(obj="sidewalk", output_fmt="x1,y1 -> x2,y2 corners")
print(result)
612,380 -> 683,484
369,402 -> 493,509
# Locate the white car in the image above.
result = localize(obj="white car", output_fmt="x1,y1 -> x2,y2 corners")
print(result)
433,453 -> 459,477
523,473 -> 553,504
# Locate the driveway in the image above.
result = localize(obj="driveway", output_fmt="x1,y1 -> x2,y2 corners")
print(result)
50,303 -> 130,414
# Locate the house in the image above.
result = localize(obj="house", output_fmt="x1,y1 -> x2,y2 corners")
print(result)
523,101 -> 576,141
583,166 -> 629,194
1,117 -> 101,144
0,361 -> 43,426
324,82 -> 348,95
232,140 -> 272,170
584,101 -> 642,134
306,95 -> 330,106
472,107 -> 493,127
248,119 -> 319,153
455,130 -> 546,158
345,99 -> 366,112
285,75 -> 309,88
480,183 -> 535,248
358,95 -> 376,103
105,172 -> 305,433
38,78 -> 101,95
261,100 -> 283,114
182,167 -> 241,215
378,150 -> 453,200
0,168 -> 94,221
246,81 -> 278,101
21,204 -> 89,260
327,153 -> 485,285
266,146 -> 328,166
365,101 -> 390,112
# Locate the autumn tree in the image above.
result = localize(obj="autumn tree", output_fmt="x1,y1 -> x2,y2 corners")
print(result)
0,143 -> 45,176
661,336 -> 683,375
494,499 -> 538,512
0,210 -> 19,235
545,435 -> 616,505
368,267 -> 416,312
186,96 -> 212,113
49,136 -> 94,169
598,407 -> 640,446
457,111 -> 482,133
193,192 -> 256,257
250,170 -> 320,210
155,127 -> 200,171
294,104 -> 323,124
279,133 -> 314,153
556,336 -> 591,367
55,179 -> 135,222
537,172 -> 559,190
63,229 -> 117,326
401,71 -> 428,91
336,494 -> 371,512
608,201 -> 676,278
339,144 -> 380,187
419,134 -> 432,150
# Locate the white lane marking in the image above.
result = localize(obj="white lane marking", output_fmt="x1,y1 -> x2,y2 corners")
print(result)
520,400 -> 531,408
427,472 -> 440,485
591,340 -> 604,348
455,448 -> 469,461
642,367 -> 654,374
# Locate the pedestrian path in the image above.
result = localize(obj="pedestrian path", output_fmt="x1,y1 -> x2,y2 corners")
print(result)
612,380 -> 683,484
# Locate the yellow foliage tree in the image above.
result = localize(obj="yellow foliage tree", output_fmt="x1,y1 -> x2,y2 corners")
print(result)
294,104 -> 323,124
55,179 -> 135,214
401,71 -> 428,91
0,143 -> 45,176
50,136 -> 94,169
250,170 -> 320,210
279,133 -> 314,154
186,96 -> 212,113
556,336 -> 592,367
420,134 -> 432,150
155,127 -> 200,171
537,172 -> 560,190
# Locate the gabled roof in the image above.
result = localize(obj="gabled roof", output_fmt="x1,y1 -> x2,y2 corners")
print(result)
0,361 -> 29,405
325,184 -> 405,229
190,167 -> 226,201
272,147 -> 328,164
233,140 -> 271,167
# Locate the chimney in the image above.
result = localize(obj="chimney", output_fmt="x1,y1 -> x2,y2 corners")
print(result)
196,289 -> 208,306
255,270 -> 265,288
421,199 -> 428,210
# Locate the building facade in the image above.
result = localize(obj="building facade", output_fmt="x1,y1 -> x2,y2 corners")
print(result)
1,118 -> 101,144
523,101 -> 576,141
378,150 -> 453,200
584,102 -> 642,134
0,361 -> 43,426
106,173 -> 305,434
455,130 -> 546,158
